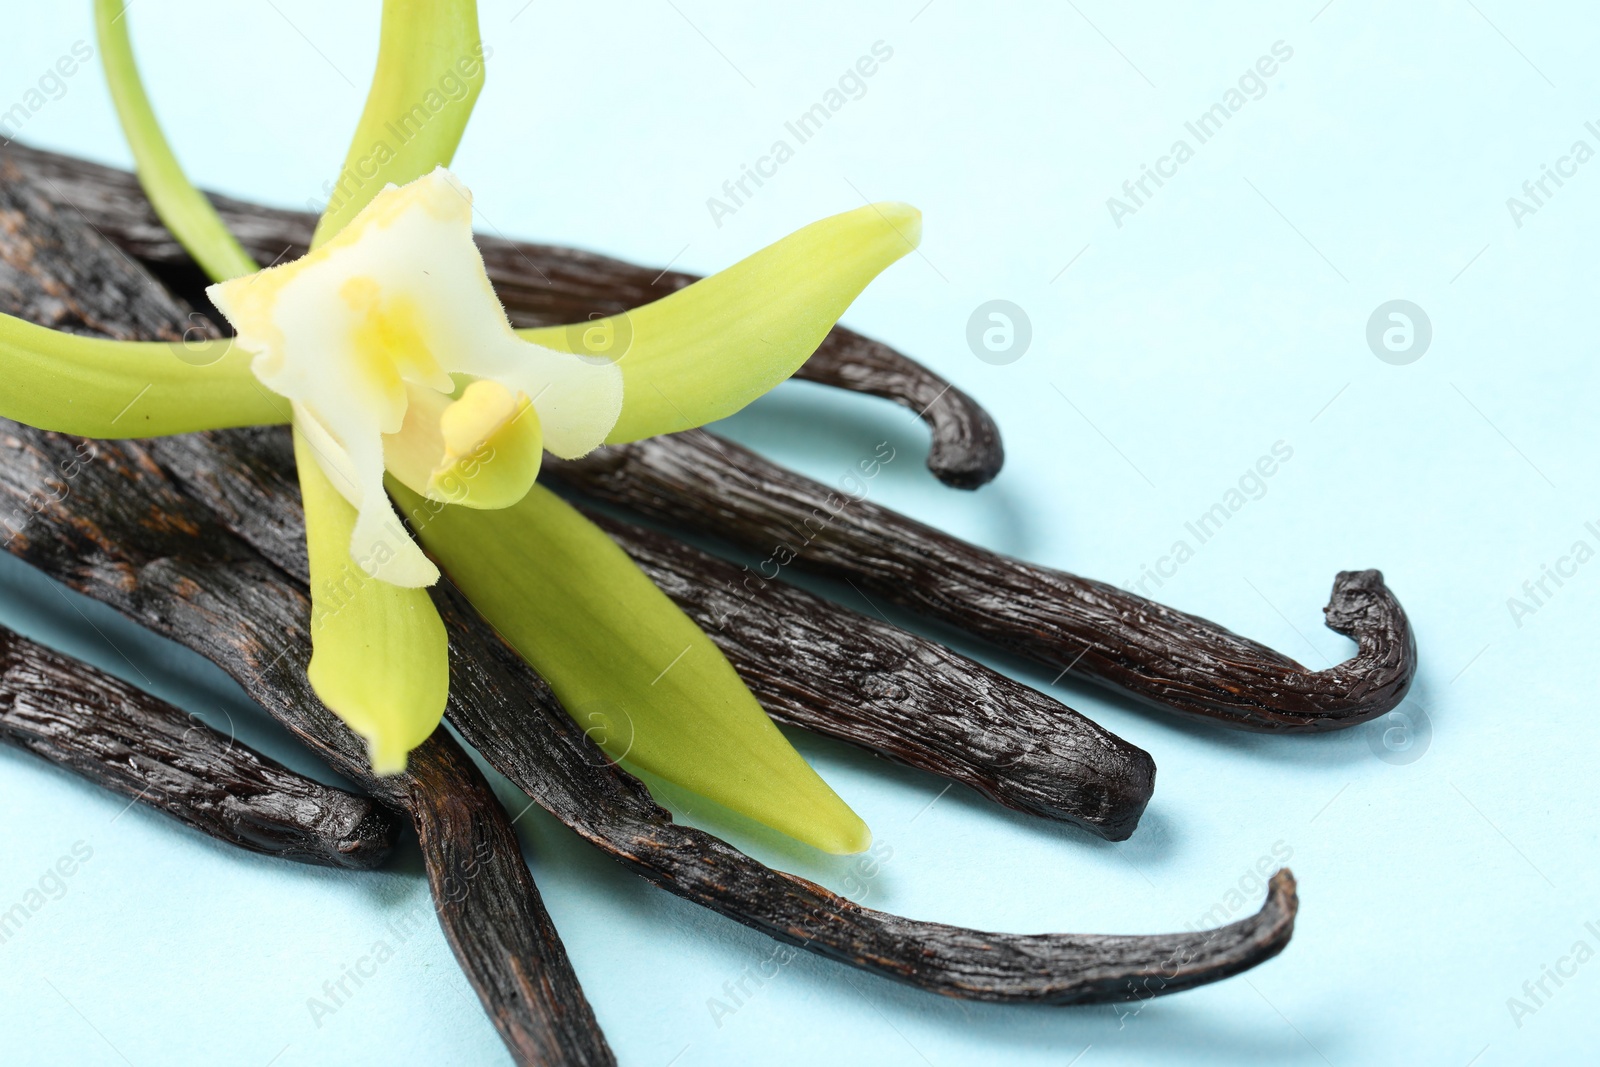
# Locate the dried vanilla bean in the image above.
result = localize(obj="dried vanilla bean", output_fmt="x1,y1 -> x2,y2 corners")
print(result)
583,506 -> 1154,839
163,423 -> 1153,840
0,142 -> 1003,489
0,141 -> 1295,1009
0,624 -> 396,869
544,431 -> 1417,732
0,183 -> 612,1067
145,423 -> 1298,1006
0,147 -> 1414,731
0,349 -> 1296,1007
432,580 -> 1295,1004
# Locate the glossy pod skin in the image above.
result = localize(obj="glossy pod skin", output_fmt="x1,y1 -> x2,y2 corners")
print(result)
583,506 -> 1156,840
0,139 -> 1158,839
158,422 -> 1299,1008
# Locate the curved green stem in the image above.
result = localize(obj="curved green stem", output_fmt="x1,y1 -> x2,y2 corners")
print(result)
94,0 -> 258,283
311,0 -> 485,246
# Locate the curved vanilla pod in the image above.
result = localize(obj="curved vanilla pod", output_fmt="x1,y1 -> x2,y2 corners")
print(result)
141,423 -> 1293,1003
796,329 -> 1004,489
433,574 -> 1297,1004
0,625 -> 396,869
172,420 -> 1151,840
0,153 -> 1397,733
135,423 -> 1294,1005
0,142 -> 1004,489
581,506 -> 1154,840
543,431 -> 1417,732
0,141 -> 1295,1003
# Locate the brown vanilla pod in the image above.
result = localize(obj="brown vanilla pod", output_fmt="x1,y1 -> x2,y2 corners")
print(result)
0,624 -> 397,869
164,422 -> 1153,840
143,423 -> 1297,1006
0,141 -> 1003,490
543,430 -> 1417,732
431,579 -> 1296,1005
0,346 -> 1297,1010
7,142 -> 1149,835
0,140 -> 1296,1008
0,179 -> 613,1067
0,147 -> 1413,732
580,505 -> 1154,839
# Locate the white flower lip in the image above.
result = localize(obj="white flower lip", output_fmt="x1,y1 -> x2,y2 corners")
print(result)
207,168 -> 623,587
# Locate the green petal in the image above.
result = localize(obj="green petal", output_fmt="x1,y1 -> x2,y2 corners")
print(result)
95,0 -> 258,282
517,202 -> 921,443
389,479 -> 872,854
296,428 -> 448,774
0,313 -> 286,437
312,0 -> 486,246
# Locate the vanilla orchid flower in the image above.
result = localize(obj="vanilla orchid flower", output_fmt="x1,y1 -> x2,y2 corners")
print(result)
207,168 -> 622,589
0,0 -> 926,852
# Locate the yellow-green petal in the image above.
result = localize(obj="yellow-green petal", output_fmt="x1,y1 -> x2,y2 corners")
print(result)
390,479 -> 871,854
517,202 -> 921,443
312,0 -> 486,246
95,0 -> 258,282
0,313 -> 286,437
296,428 -> 448,774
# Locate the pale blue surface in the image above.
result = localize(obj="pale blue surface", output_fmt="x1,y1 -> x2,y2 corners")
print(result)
0,2 -> 1595,1064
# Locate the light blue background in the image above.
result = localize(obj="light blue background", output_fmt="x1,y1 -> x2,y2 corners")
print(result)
1,2 -> 1595,1064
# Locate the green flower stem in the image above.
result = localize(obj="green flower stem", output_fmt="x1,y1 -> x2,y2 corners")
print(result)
519,202 -> 922,442
390,479 -> 872,854
94,0 -> 258,282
